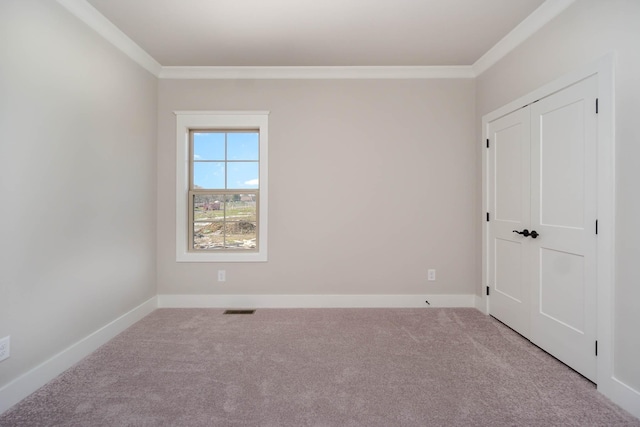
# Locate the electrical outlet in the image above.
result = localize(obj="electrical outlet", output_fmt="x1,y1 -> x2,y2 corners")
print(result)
0,336 -> 10,362
218,270 -> 226,282
428,269 -> 436,281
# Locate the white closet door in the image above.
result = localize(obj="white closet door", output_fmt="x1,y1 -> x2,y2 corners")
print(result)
529,75 -> 598,382
487,74 -> 598,382
487,107 -> 531,337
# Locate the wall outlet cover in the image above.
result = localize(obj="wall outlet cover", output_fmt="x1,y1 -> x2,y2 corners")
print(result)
0,336 -> 10,362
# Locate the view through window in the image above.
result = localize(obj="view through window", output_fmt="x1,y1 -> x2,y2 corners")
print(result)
189,131 -> 260,251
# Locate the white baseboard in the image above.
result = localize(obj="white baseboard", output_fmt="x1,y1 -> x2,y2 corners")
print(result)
0,296 -> 158,415
599,375 -> 640,420
475,294 -> 489,314
157,294 -> 476,308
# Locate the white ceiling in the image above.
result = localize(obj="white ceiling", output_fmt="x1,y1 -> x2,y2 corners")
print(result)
84,0 -> 546,67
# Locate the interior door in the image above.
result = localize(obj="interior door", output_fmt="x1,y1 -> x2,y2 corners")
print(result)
487,75 -> 598,382
529,75 -> 598,382
487,107 -> 531,337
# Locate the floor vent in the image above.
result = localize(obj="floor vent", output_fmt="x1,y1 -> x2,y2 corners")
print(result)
223,309 -> 256,315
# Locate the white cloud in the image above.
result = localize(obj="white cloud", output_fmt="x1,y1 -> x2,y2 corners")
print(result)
193,154 -> 202,160
244,178 -> 259,186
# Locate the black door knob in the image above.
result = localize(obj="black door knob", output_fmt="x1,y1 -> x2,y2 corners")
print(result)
513,229 -> 539,238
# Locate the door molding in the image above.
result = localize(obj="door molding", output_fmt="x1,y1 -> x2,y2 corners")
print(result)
481,54 -> 614,390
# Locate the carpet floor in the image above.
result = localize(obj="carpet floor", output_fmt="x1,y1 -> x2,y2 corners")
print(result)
1,308 -> 638,426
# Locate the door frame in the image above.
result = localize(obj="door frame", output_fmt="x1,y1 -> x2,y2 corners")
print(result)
480,54 -> 614,389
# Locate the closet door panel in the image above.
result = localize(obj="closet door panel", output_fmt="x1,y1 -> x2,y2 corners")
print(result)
530,75 -> 598,382
487,107 -> 531,337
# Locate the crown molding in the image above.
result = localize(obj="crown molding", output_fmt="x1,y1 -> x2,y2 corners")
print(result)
159,65 -> 475,79
56,0 -> 162,76
58,0 -> 575,80
472,0 -> 576,76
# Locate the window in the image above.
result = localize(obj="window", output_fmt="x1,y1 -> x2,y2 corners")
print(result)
176,112 -> 268,262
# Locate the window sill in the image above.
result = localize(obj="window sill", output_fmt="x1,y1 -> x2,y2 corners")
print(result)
176,249 -> 267,263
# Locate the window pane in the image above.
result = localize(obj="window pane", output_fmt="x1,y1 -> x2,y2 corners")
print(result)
194,222 -> 225,250
226,194 -> 257,222
228,132 -> 259,160
225,222 -> 257,249
193,194 -> 224,221
193,132 -> 225,160
193,162 -> 225,189
193,194 -> 226,250
227,162 -> 259,189
225,195 -> 257,250
192,193 -> 257,251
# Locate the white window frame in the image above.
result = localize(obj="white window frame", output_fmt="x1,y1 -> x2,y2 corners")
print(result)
175,111 -> 268,262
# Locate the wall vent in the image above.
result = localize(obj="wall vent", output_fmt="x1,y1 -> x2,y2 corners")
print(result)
223,309 -> 256,315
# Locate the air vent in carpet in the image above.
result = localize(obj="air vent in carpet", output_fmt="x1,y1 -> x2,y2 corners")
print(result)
223,309 -> 256,315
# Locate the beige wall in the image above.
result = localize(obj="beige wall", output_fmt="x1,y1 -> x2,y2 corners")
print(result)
0,0 -> 157,387
475,0 -> 640,393
158,79 -> 476,296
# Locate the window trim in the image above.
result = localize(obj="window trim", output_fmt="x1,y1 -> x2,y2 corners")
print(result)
175,111 -> 268,262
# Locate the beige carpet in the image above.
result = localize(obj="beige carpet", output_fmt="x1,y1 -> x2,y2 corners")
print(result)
1,308 -> 638,426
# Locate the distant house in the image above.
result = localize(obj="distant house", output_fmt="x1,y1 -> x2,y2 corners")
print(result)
205,200 -> 221,210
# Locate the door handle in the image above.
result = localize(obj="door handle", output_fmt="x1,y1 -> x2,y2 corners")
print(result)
512,229 -> 540,238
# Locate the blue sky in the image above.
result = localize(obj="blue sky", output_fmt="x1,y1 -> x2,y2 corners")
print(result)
193,132 -> 259,189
